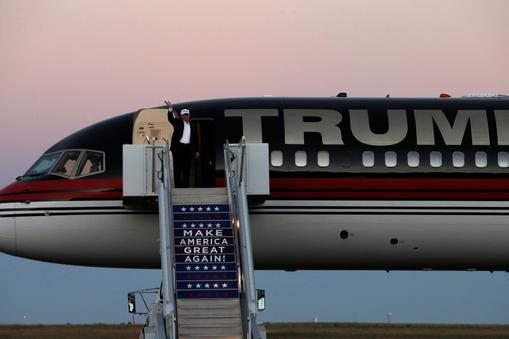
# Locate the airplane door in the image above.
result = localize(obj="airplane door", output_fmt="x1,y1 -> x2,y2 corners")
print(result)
132,109 -> 173,145
132,109 -> 175,186
190,119 -> 215,187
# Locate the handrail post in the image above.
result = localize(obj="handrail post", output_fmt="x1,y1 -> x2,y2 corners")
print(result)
157,142 -> 177,339
224,138 -> 264,339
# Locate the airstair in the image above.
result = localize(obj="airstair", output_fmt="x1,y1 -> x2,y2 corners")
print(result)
123,138 -> 268,339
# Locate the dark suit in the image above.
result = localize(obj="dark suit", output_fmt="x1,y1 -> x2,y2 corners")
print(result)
168,111 -> 197,188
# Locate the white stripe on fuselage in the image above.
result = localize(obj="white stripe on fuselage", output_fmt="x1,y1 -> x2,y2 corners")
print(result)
1,199 -> 509,270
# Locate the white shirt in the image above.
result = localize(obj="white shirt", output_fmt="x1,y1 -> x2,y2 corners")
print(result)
180,121 -> 191,144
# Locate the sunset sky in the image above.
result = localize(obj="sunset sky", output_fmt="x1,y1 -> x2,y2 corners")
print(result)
1,0 -> 508,324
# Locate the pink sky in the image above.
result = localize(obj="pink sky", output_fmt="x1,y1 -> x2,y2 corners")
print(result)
1,0 -> 508,185
1,1 -> 509,325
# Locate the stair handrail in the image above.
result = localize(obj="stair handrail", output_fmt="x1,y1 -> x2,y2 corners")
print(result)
224,137 -> 263,339
156,141 -> 177,339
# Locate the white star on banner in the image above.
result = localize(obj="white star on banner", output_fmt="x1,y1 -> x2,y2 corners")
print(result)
190,207 -> 195,212
215,223 -> 221,227
187,284 -> 192,288
191,223 -> 196,228
222,283 -> 228,288
212,265 -> 217,270
199,223 -> 204,228
205,283 -> 210,288
181,207 -> 186,211
186,266 -> 191,271
220,265 -> 226,270
213,283 -> 219,288
182,223 -> 188,228
214,207 -> 220,211
196,283 -> 201,288
207,223 -> 212,227
194,266 -> 200,271
198,207 -> 203,211
206,206 -> 211,211
203,266 -> 209,270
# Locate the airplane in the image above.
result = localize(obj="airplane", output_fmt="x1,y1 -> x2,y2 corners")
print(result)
1,94 -> 509,271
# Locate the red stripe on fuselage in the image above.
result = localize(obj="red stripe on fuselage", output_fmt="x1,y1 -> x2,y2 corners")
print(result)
270,178 -> 509,191
0,178 -> 123,202
224,177 -> 509,200
3,177 -> 509,202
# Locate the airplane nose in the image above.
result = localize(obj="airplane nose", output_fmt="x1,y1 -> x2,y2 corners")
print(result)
0,214 -> 16,255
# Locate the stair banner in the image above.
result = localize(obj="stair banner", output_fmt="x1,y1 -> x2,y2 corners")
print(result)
173,204 -> 240,299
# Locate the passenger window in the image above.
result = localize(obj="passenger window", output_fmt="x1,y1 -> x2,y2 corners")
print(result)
76,151 -> 105,177
317,151 -> 330,167
295,151 -> 307,167
475,151 -> 487,168
51,151 -> 81,177
498,152 -> 509,168
385,151 -> 397,167
362,151 -> 375,167
271,150 -> 283,167
407,151 -> 419,168
452,151 -> 465,168
430,151 -> 442,168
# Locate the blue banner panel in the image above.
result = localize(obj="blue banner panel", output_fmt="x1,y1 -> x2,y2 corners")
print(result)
176,280 -> 238,290
173,213 -> 231,222
173,204 -> 230,213
174,228 -> 233,238
173,203 -> 238,299
175,254 -> 236,263
176,290 -> 239,299
173,220 -> 232,229
175,237 -> 234,246
176,263 -> 238,272
174,245 -> 235,255
176,271 -> 238,281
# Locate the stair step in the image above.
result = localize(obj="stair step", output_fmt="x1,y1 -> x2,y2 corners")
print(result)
179,322 -> 242,329
179,325 -> 242,337
180,336 -> 242,339
177,298 -> 243,337
178,298 -> 240,307
179,333 -> 242,338
172,188 -> 228,204
178,310 -> 241,318
178,316 -> 241,325
179,324 -> 242,336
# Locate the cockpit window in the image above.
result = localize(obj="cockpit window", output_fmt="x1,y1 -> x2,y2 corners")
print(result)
23,149 -> 106,179
51,151 -> 81,177
75,151 -> 105,177
25,152 -> 62,177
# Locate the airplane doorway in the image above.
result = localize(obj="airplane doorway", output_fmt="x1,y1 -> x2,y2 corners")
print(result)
132,109 -> 173,145
190,119 -> 215,188
132,110 -> 215,188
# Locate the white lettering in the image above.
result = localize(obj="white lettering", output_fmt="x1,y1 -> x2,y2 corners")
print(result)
184,255 -> 226,263
284,109 -> 343,145
350,109 -> 407,146
182,230 -> 223,237
179,238 -> 229,246
225,109 -> 278,142
415,110 -> 489,145
495,110 -> 509,145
